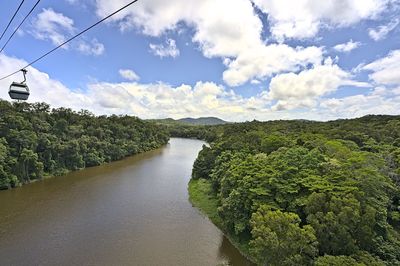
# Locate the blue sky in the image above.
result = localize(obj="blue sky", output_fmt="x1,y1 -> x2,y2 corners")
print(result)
0,0 -> 399,121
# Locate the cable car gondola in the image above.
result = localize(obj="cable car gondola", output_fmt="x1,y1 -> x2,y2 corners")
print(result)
9,69 -> 29,101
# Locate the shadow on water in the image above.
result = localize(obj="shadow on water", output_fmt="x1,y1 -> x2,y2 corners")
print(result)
218,236 -> 254,265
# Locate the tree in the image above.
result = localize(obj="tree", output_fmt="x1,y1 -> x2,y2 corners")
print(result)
305,193 -> 365,255
0,99 -> 169,187
0,138 -> 17,189
192,145 -> 216,179
18,148 -> 43,182
249,207 -> 318,266
315,253 -> 385,266
315,255 -> 362,266
260,134 -> 291,154
188,115 -> 400,264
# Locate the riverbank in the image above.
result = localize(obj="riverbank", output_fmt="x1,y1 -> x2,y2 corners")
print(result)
188,179 -> 256,265
1,141 -> 169,191
0,138 -> 249,265
0,100 -> 171,191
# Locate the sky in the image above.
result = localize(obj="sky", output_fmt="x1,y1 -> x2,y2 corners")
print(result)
0,0 -> 400,121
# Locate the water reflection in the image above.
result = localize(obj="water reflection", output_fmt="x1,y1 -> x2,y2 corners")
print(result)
218,236 -> 253,266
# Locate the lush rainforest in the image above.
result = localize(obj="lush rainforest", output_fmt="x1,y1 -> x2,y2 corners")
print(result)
191,116 -> 400,265
2,98 -> 400,265
0,100 -> 169,189
151,119 -> 217,141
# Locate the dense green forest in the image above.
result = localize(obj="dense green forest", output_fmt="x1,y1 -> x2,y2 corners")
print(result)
2,97 -> 400,265
152,120 -> 217,141
191,116 -> 400,265
0,100 -> 169,189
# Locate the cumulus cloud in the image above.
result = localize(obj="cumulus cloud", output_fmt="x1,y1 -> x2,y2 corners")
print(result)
0,54 -> 93,111
368,19 -> 399,41
86,81 -> 274,120
253,0 -> 392,41
269,58 -> 370,110
32,8 -> 74,46
223,44 -> 323,86
95,0 -> 324,86
363,49 -> 400,85
31,8 -> 105,55
119,69 -> 140,81
149,39 -> 180,58
0,54 -> 271,121
333,40 -> 361,53
319,87 -> 400,119
1,53 -> 399,122
6,1 -> 392,120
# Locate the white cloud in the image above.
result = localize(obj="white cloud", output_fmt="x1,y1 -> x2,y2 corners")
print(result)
149,39 -> 180,58
368,19 -> 399,41
0,54 -> 93,111
31,8 -> 105,55
77,39 -> 105,56
269,58 -> 370,110
363,49 -> 400,85
1,53 -> 399,122
32,8 -> 74,46
119,69 -> 140,81
85,81 -> 274,121
0,54 -> 270,121
95,0 -> 324,86
319,89 -> 400,119
253,0 -> 392,41
333,40 -> 361,53
222,44 -> 323,86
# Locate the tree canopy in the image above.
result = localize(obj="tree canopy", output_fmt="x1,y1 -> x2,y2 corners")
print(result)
0,100 -> 169,189
191,115 -> 400,265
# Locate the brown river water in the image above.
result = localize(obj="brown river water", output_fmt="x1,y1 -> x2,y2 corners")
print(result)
0,138 -> 251,266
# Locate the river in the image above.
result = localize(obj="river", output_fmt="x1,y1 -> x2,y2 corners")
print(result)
0,138 -> 251,266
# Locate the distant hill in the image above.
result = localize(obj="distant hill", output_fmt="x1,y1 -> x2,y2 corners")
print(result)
177,117 -> 228,125
150,117 -> 228,126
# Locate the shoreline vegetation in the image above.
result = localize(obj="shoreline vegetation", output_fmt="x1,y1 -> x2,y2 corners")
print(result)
0,100 -> 169,190
11,143 -> 169,188
188,178 -> 256,264
2,99 -> 400,265
189,116 -> 400,265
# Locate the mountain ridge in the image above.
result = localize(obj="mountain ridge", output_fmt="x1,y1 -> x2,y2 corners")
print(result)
150,117 -> 228,125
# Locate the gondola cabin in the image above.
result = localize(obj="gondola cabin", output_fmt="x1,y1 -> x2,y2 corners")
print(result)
8,69 -> 30,101
9,82 -> 30,100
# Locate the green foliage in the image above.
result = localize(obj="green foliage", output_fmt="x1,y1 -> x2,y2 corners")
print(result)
192,145 -> 216,179
306,193 -> 377,255
249,207 -> 318,266
260,134 -> 292,154
0,100 -> 169,189
315,252 -> 385,266
188,179 -> 223,226
315,255 -> 362,266
150,119 -> 217,142
190,115 -> 400,265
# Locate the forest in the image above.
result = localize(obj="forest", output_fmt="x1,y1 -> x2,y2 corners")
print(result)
191,116 -> 400,265
156,122 -> 216,141
0,100 -> 169,189
2,97 -> 400,265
